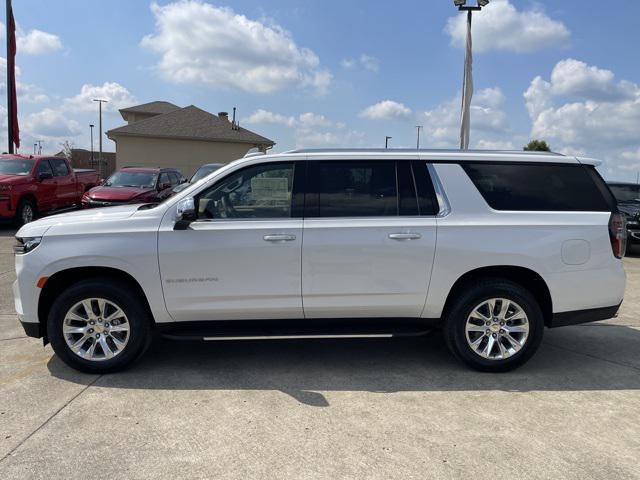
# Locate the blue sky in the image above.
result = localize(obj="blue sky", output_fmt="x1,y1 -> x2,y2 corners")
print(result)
2,0 -> 640,180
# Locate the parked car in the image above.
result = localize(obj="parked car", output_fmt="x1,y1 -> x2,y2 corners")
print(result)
0,154 -> 99,226
82,167 -> 184,208
14,149 -> 626,373
172,163 -> 225,194
608,182 -> 640,251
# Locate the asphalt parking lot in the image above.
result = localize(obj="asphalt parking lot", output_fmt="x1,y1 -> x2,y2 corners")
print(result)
1,225 -> 639,479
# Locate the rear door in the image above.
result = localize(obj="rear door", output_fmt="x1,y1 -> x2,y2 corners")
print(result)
49,158 -> 76,207
158,161 -> 304,321
301,159 -> 438,318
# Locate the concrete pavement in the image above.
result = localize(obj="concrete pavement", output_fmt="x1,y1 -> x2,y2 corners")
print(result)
1,225 -> 639,479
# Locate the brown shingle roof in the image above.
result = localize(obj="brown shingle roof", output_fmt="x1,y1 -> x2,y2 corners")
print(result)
119,101 -> 181,116
107,105 -> 274,146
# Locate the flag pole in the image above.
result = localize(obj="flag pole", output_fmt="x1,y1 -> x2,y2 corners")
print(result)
6,0 -> 14,153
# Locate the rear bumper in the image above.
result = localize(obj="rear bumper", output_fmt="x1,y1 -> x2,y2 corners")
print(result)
549,303 -> 622,328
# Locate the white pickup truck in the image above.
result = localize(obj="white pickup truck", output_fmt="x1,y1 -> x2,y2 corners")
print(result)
13,149 -> 626,373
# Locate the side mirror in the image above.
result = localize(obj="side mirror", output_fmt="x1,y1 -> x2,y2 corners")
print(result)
174,197 -> 196,230
98,179 -> 105,186
38,172 -> 53,181
159,182 -> 172,191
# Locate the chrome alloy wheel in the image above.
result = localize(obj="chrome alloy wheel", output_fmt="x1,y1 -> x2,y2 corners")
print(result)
465,298 -> 530,361
21,204 -> 34,224
62,298 -> 131,361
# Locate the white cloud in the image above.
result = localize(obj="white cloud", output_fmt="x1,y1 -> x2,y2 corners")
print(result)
445,0 -> 570,53
360,100 -> 412,121
0,22 -> 63,55
422,87 -> 510,148
245,109 -> 296,127
0,56 -> 48,104
524,59 -> 640,178
548,59 -> 633,101
63,82 -> 135,113
342,54 -> 380,73
299,112 -> 331,127
141,1 -> 331,94
23,108 -> 82,139
18,29 -> 62,55
245,109 -> 364,148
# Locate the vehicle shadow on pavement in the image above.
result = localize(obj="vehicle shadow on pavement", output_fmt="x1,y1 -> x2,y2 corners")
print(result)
47,324 -> 640,407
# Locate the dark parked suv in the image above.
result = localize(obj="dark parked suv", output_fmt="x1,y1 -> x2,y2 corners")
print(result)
608,182 -> 640,251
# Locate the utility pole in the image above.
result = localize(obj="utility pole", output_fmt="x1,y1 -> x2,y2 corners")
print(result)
89,124 -> 95,167
33,143 -> 37,155
385,136 -> 392,149
93,99 -> 108,177
415,125 -> 423,149
6,0 -> 16,153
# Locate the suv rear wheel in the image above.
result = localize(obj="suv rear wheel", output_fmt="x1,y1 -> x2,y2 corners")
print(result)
443,279 -> 544,372
47,278 -> 152,373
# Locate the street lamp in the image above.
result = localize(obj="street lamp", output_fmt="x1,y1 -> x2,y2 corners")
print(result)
93,99 -> 108,178
415,125 -> 423,149
453,0 -> 489,150
385,136 -> 392,149
89,124 -> 95,167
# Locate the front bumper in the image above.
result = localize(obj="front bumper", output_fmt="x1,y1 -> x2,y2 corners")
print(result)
549,303 -> 622,328
20,319 -> 43,338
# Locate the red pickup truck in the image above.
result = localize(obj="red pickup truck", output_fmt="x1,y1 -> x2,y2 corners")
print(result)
0,155 -> 100,226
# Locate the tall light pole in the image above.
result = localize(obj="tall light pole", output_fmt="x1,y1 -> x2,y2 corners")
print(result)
89,124 -> 95,167
385,136 -> 392,149
33,143 -> 37,155
453,0 -> 489,150
415,125 -> 423,149
93,99 -> 108,178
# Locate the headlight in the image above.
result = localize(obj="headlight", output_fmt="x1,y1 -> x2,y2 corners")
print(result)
14,236 -> 42,254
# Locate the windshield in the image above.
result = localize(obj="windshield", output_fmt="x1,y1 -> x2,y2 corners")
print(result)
191,165 -> 222,183
0,159 -> 35,176
609,184 -> 640,203
105,171 -> 157,188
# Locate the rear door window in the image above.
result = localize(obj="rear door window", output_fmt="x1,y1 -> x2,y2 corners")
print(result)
309,161 -> 397,217
462,163 -> 612,212
50,158 -> 70,177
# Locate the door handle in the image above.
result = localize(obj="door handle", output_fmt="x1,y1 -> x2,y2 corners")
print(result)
263,234 -> 296,242
389,233 -> 422,240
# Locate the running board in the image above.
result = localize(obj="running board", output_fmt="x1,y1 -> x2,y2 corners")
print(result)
157,319 -> 437,342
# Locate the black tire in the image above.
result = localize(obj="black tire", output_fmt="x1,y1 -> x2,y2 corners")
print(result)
443,278 -> 544,372
15,198 -> 37,227
47,278 -> 152,373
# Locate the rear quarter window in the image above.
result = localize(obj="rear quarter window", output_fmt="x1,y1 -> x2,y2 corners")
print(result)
462,163 -> 612,212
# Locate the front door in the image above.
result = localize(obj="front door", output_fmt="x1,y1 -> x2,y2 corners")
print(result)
302,160 -> 438,318
34,160 -> 57,212
158,161 -> 303,321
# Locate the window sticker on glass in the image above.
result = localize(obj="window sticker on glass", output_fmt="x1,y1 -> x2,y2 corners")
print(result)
250,177 -> 290,201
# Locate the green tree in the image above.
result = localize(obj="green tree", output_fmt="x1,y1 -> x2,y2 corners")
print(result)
524,140 -> 551,152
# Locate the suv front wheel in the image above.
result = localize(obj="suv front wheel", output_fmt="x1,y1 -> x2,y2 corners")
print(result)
47,278 -> 152,373
443,279 -> 544,372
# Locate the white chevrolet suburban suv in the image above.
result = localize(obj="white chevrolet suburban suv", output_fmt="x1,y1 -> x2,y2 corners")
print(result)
13,149 -> 627,373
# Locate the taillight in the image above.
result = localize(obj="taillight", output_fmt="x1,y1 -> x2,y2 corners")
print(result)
609,212 -> 627,259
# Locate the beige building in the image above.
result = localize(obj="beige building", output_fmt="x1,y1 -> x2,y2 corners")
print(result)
107,101 -> 275,177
